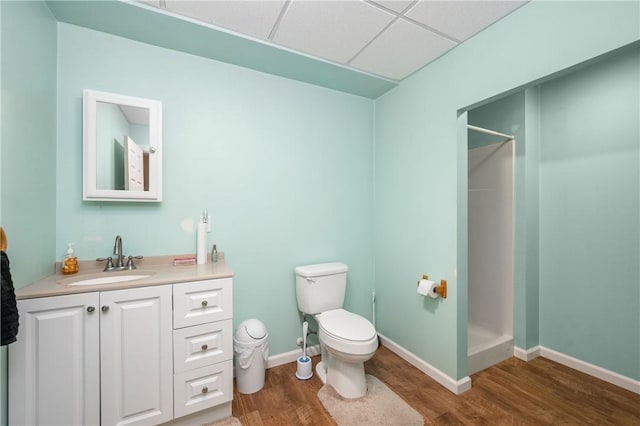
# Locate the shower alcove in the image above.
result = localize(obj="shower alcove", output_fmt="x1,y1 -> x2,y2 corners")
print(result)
467,97 -> 520,375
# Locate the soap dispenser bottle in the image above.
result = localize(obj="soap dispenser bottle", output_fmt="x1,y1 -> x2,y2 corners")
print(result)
62,243 -> 78,275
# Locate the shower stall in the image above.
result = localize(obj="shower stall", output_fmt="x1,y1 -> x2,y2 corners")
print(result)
467,124 -> 515,375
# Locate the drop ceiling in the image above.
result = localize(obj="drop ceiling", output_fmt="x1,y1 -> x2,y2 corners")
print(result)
47,0 -> 529,98
142,0 -> 527,81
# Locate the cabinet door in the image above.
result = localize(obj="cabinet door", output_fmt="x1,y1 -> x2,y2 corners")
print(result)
100,285 -> 173,426
8,292 -> 100,426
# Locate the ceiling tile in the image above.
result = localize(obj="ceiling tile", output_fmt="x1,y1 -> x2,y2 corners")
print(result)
164,1 -> 286,40
350,18 -> 457,80
369,0 -> 415,14
406,0 -> 527,42
138,1 -> 161,7
273,0 -> 395,64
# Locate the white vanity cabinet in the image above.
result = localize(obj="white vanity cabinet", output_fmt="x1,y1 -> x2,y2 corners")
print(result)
9,285 -> 174,426
172,278 -> 233,419
9,292 -> 101,426
9,276 -> 234,426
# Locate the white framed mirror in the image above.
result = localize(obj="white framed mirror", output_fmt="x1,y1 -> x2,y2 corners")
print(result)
83,89 -> 162,201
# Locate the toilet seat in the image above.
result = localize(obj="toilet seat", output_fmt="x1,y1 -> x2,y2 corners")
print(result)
316,309 -> 378,356
318,309 -> 376,341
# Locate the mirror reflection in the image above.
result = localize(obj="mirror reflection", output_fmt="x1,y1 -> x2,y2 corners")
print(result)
83,89 -> 162,202
96,102 -> 150,191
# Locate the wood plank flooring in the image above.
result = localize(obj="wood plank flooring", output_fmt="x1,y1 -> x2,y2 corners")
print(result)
232,345 -> 640,425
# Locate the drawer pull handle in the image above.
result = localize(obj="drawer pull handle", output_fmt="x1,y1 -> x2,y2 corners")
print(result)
87,306 -> 95,313
202,386 -> 209,394
201,344 -> 208,351
101,305 -> 109,312
201,300 -> 208,307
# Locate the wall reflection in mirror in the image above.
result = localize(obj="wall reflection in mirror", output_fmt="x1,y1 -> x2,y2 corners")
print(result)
96,102 -> 150,191
83,90 -> 162,202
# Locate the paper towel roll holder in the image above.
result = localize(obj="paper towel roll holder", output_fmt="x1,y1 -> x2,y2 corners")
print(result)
417,275 -> 447,299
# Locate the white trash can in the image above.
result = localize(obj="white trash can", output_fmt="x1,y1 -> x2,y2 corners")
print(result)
234,319 -> 269,394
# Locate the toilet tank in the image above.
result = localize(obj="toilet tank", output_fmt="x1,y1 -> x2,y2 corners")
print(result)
295,263 -> 348,315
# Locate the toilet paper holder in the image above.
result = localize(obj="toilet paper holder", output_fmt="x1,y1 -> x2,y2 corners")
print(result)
417,275 -> 447,299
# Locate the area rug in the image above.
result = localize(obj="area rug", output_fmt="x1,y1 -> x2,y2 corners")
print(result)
318,375 -> 424,425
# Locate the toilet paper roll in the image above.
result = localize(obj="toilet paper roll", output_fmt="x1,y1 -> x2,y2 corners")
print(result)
417,279 -> 439,299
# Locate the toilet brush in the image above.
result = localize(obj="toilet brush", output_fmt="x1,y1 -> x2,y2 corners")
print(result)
302,321 -> 308,359
296,321 -> 313,380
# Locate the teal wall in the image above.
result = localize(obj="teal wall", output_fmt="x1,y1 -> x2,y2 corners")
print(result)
56,23 -> 375,355
538,47 -> 639,380
0,2 -> 57,287
375,0 -> 639,380
0,2 -> 57,425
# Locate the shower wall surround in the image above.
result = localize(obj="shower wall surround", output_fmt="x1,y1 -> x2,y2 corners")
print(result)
467,92 -> 536,354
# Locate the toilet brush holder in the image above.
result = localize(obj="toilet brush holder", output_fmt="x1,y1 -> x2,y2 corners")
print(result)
295,356 -> 313,380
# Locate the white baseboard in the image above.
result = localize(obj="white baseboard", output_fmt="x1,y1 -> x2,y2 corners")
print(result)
539,346 -> 640,395
513,345 -> 541,361
378,333 -> 471,395
266,344 -> 321,369
264,341 -> 639,396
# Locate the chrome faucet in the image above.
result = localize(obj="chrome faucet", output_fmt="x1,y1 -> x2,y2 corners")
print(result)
113,235 -> 125,269
96,235 -> 144,271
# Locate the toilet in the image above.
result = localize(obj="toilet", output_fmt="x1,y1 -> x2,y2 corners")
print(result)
295,262 -> 378,398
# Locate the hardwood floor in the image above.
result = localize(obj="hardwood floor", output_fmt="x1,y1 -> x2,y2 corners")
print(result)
232,345 -> 640,425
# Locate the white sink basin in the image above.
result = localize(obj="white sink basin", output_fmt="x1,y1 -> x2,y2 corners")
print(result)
64,273 -> 152,286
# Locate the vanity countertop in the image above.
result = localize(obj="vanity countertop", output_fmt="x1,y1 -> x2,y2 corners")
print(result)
16,254 -> 233,300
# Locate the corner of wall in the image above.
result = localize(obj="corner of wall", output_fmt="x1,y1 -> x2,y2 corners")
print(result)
523,87 -> 541,348
455,111 -> 469,379
1,1 -> 58,421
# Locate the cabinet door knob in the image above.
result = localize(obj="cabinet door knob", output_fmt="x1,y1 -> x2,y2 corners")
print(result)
87,306 -> 95,313
201,300 -> 208,307
101,305 -> 110,312
201,344 -> 208,351
202,386 -> 208,394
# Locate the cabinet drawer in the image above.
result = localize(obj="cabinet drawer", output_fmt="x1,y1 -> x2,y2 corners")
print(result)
173,320 -> 232,374
173,278 -> 232,328
174,360 -> 233,419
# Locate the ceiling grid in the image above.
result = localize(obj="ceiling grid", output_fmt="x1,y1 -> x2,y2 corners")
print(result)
142,0 -> 527,81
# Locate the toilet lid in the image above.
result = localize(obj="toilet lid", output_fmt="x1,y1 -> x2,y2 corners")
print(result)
319,309 -> 376,342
